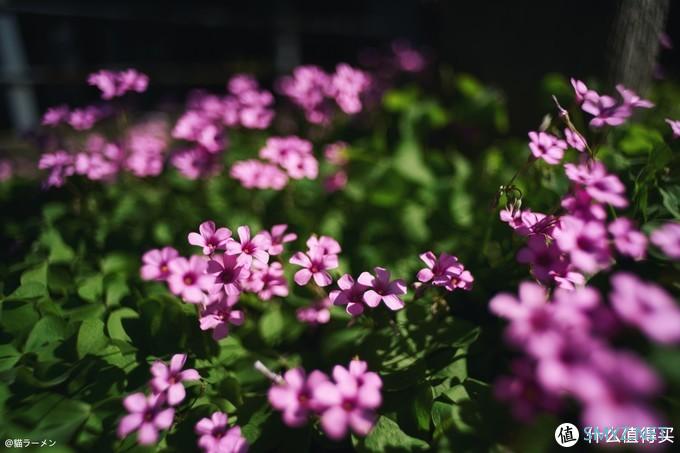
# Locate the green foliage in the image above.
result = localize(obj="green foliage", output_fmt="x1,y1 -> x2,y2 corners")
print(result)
1,71 -> 679,452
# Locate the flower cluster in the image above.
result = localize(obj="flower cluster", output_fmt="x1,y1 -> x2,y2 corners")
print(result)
38,124 -> 170,187
416,251 -> 474,292
230,136 -> 318,190
571,79 -> 653,128
171,74 -> 274,180
195,411 -> 248,453
329,268 -> 407,316
267,359 -> 382,440
650,221 -> 680,259
118,354 -> 200,445
278,64 -> 371,124
491,277 -> 680,426
141,221 -> 297,340
42,104 -> 110,130
88,69 -> 149,99
501,157 -> 650,286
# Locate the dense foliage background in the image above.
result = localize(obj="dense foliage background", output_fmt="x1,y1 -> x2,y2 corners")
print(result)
1,51 -> 680,452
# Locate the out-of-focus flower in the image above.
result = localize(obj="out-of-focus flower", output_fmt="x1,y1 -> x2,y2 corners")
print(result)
38,150 -> 74,187
171,147 -> 222,180
564,161 -> 628,208
650,222 -> 680,259
117,393 -> 174,445
607,218 -> 647,261
195,412 -> 248,453
564,128 -> 586,152
610,273 -> 680,345
665,118 -> 680,138
141,247 -> 180,281
324,170 -> 348,192
230,160 -> 289,190
297,298 -> 332,325
528,131 -> 567,165
42,105 -> 70,126
269,368 -> 329,427
554,216 -> 611,274
313,360 -> 382,440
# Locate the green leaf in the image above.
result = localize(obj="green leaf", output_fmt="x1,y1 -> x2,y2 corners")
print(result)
7,281 -> 47,301
24,316 -> 66,353
40,229 -> 75,263
413,385 -> 434,432
393,139 -> 434,186
357,416 -> 429,452
660,186 -> 680,219
0,344 -> 20,372
259,306 -> 284,345
106,308 -> 138,342
76,319 -> 108,359
77,274 -> 103,303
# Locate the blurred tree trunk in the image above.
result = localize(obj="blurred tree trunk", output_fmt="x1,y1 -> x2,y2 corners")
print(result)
607,0 -> 669,93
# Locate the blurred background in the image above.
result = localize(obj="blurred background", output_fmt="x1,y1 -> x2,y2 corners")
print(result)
1,0 -> 680,135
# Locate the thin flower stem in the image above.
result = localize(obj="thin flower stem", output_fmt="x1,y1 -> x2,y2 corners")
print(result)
254,360 -> 284,385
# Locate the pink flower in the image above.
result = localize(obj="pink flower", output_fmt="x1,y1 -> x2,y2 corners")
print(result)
306,235 -> 341,256
392,40 -> 426,72
330,274 -> 369,316
141,247 -> 179,281
278,65 -> 333,124
494,359 -> 562,422
650,222 -> 680,259
607,218 -> 647,261
528,131 -> 567,165
268,368 -> 329,427
665,118 -> 680,138
329,63 -> 371,114
616,84 -> 654,109
564,161 -> 628,208
188,221 -> 232,255
297,298 -> 332,325
246,261 -> 289,300
324,170 -> 348,192
570,78 -> 592,103
553,216 -> 611,274
167,256 -> 213,303
117,69 -> 149,95
68,106 -> 103,130
610,273 -> 680,345
561,189 -> 607,221
357,267 -> 407,311
225,226 -> 270,267
171,147 -> 222,180
0,160 -> 11,182
150,354 -> 201,406
88,70 -> 118,99
195,412 -> 248,453
259,136 -> 317,180
266,224 -> 297,255
416,251 -> 473,291
582,92 -> 631,128
313,360 -> 382,440
206,254 -> 250,296
564,128 -> 586,152
230,160 -> 289,190
289,246 -> 338,287
198,293 -> 245,340
38,151 -> 74,188
42,105 -> 69,126
117,393 -> 174,445
89,69 -> 149,99
516,235 -> 567,284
